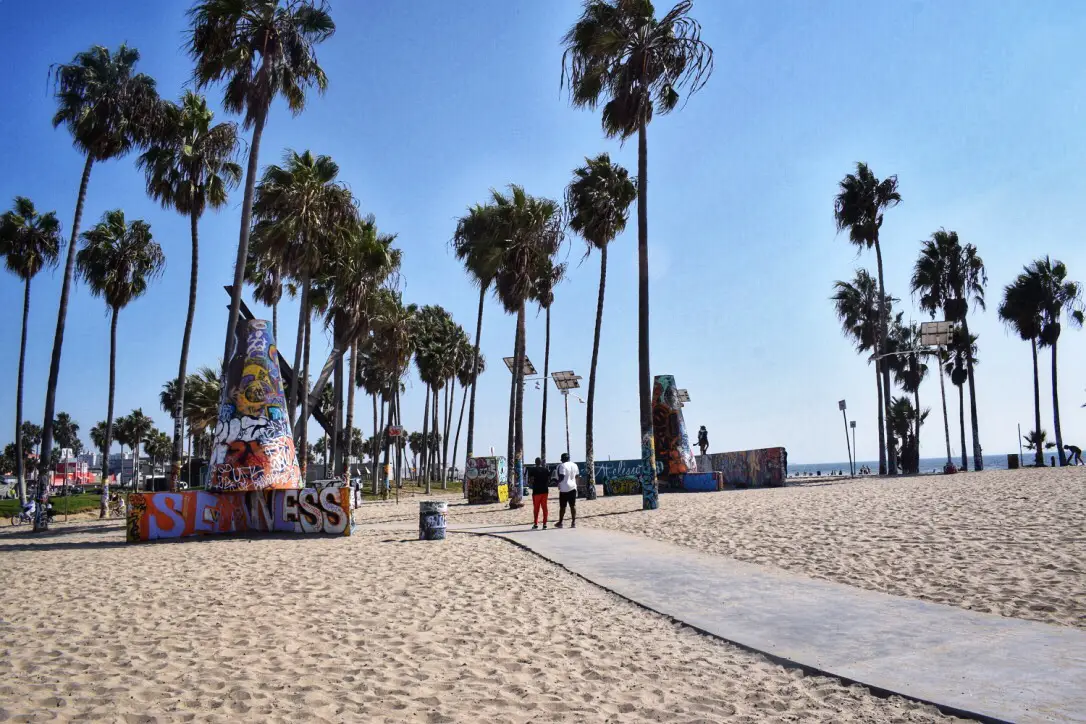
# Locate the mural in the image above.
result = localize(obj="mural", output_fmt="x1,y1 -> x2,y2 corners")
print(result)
465,456 -> 509,504
680,472 -> 718,492
126,488 -> 352,542
207,319 -> 301,491
651,375 -> 696,477
640,430 -> 659,510
592,459 -> 656,496
696,448 -> 788,488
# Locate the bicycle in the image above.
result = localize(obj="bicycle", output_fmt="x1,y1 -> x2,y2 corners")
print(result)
10,510 -> 32,526
107,499 -> 126,518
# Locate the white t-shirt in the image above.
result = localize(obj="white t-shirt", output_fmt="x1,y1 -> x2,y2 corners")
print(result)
556,461 -> 579,493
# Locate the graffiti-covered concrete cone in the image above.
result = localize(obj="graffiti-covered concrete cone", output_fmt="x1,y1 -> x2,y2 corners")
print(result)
207,319 -> 302,491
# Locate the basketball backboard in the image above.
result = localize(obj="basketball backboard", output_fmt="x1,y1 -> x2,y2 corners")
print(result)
920,321 -> 957,347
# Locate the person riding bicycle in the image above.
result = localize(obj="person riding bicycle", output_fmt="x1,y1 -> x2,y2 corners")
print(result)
21,500 -> 36,518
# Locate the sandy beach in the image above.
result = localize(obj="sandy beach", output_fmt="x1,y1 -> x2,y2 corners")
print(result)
361,467 -> 1086,630
0,518 -> 956,722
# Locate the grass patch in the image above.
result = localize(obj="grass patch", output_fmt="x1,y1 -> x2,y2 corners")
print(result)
0,493 -> 102,518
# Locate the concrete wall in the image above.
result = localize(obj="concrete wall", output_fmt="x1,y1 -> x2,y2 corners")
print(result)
465,456 -> 509,504
695,448 -> 787,488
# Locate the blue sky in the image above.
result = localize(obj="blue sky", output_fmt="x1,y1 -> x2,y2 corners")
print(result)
2,0 -> 1085,465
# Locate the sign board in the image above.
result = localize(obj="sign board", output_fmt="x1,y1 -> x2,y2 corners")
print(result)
387,425 -> 404,438
920,321 -> 956,347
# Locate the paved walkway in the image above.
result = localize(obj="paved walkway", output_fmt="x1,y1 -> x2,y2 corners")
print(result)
447,524 -> 1086,723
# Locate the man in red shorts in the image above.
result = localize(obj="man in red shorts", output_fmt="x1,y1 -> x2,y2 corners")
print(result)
530,457 -> 550,530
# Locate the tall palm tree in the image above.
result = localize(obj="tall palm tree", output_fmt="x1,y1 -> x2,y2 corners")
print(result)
490,186 -> 565,509
563,0 -> 713,509
125,409 -> 154,492
834,163 -> 901,474
250,150 -> 357,460
246,250 -> 284,340
451,202 -> 505,467
113,414 -> 133,488
76,210 -> 165,497
36,44 -> 158,528
998,274 -> 1046,466
565,153 -> 636,498
911,229 -> 987,470
531,255 -> 566,467
1,197 -> 61,504
451,341 -> 485,488
831,269 -> 894,475
888,320 -> 928,466
1013,258 -> 1083,465
89,420 -> 110,515
139,90 -> 241,491
187,0 -> 335,382
944,332 -> 977,471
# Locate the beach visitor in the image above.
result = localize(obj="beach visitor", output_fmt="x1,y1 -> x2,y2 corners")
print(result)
697,426 -> 709,456
1065,444 -> 1083,465
530,457 -> 550,529
555,453 -> 579,529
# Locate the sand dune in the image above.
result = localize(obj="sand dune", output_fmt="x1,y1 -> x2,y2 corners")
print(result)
0,520 -> 956,722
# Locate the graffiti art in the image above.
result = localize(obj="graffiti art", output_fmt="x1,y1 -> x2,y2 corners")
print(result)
126,488 -> 352,542
652,375 -> 696,477
465,456 -> 509,504
695,448 -> 788,488
208,320 -> 301,491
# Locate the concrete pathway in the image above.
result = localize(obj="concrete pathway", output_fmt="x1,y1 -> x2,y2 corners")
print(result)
450,524 -> 1086,723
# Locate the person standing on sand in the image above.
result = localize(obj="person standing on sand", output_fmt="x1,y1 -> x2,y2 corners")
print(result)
555,453 -> 579,529
530,457 -> 550,530
1065,445 -> 1083,465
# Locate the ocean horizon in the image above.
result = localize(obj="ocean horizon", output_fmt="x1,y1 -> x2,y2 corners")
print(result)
786,453 -> 1051,476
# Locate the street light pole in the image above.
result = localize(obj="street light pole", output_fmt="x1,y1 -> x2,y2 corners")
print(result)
562,389 -> 571,458
850,421 -> 857,474
839,400 -> 854,477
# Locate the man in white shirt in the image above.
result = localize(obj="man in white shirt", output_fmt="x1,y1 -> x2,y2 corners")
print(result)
555,453 -> 579,529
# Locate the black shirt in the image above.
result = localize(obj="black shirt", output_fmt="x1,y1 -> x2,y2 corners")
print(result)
529,465 -> 551,495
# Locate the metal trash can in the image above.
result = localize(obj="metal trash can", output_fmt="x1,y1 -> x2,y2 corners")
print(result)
419,500 -> 448,541
1007,453 -> 1020,470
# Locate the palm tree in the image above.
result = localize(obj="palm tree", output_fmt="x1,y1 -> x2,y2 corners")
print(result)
250,150 -> 357,464
888,320 -> 928,467
531,255 -> 566,467
76,209 -> 165,496
565,153 -> 636,498
145,430 -> 172,489
125,409 -> 154,492
834,163 -> 901,474
187,0 -> 335,383
831,269 -> 894,475
113,414 -> 133,488
563,0 -> 713,509
185,366 -> 223,455
1023,429 -> 1056,456
246,250 -> 284,340
138,90 -> 241,492
36,44 -> 158,528
1012,258 -> 1083,465
944,331 -> 978,471
1,197 -> 61,504
89,420 -> 110,515
887,396 -> 929,473
999,275 -> 1046,467
451,202 -> 505,468
911,229 -> 987,470
489,186 -> 565,509
451,340 -> 485,490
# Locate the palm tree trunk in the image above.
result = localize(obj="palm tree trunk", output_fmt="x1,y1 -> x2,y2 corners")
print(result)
466,286 -> 485,464
636,121 -> 659,508
371,393 -> 379,495
961,319 -> 982,470
1031,337 -> 1043,467
540,305 -> 551,465
432,387 -> 440,484
15,278 -> 31,505
34,155 -> 94,531
170,208 -> 200,493
511,304 -> 527,509
875,365 -> 887,475
221,108 -> 267,387
99,308 -> 119,518
344,341 -> 357,478
913,385 -> 921,473
421,385 -> 431,494
958,384 -> 968,471
1052,340 -> 1066,466
272,301 -> 278,345
332,353 -> 343,475
382,394 -> 393,497
873,240 -> 896,475
938,357 -> 952,466
300,307 -> 311,481
289,266 -> 311,431
506,326 -> 518,471
585,245 -> 607,500
452,381 -> 468,494
441,381 -> 452,489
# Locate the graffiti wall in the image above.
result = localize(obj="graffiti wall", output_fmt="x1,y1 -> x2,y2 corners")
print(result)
465,456 -> 509,504
680,472 -> 719,492
207,319 -> 302,491
127,488 -> 352,542
592,458 -> 662,497
696,448 -> 788,488
652,375 -> 696,477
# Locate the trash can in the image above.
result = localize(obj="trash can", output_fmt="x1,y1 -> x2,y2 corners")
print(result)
419,500 -> 448,541
1007,454 -> 1020,470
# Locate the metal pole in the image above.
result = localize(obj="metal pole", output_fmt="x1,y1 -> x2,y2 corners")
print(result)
841,407 -> 854,477
938,345 -> 953,467
851,421 -> 857,474
563,389 -> 571,458
1017,423 -> 1023,463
